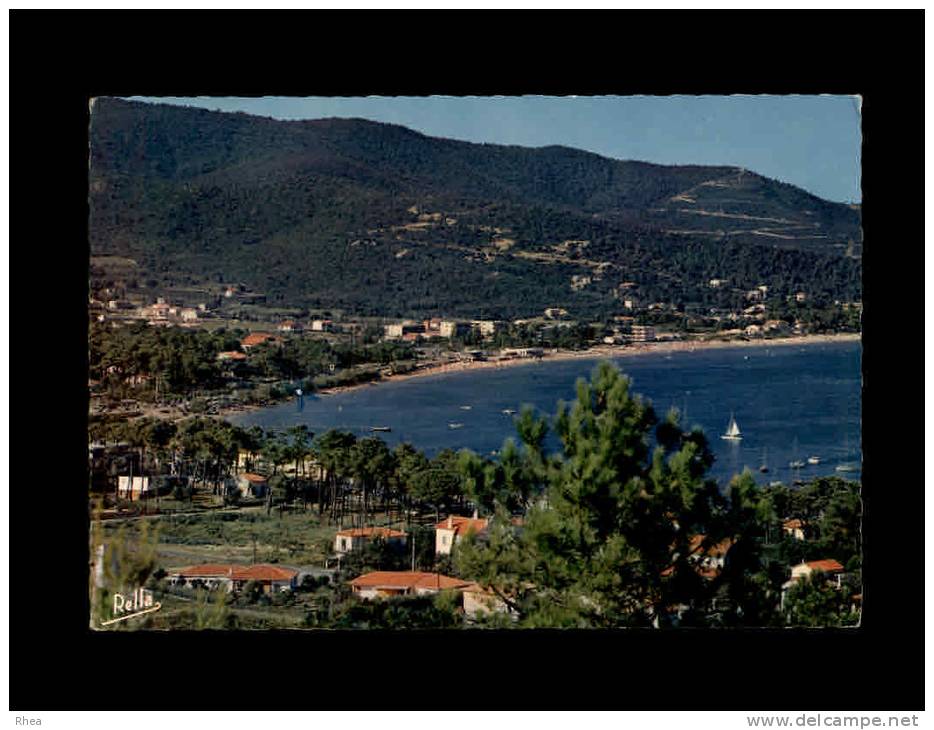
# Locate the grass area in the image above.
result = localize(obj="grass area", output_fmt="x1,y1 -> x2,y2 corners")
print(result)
102,506 -> 371,569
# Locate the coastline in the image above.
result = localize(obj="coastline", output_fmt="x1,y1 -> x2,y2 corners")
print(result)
125,332 -> 859,424
311,332 -> 861,398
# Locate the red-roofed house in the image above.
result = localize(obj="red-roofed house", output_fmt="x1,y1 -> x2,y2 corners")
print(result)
166,564 -> 239,591
781,559 -> 847,611
334,527 -> 408,554
241,332 -> 279,350
435,515 -> 490,555
789,559 -> 845,585
166,563 -> 298,593
349,571 -> 475,600
236,472 -> 269,498
230,564 -> 298,593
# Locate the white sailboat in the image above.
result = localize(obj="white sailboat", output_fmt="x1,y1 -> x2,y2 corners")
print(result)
721,412 -> 742,441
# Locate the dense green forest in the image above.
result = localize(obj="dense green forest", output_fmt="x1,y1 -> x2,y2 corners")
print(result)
89,97 -> 862,321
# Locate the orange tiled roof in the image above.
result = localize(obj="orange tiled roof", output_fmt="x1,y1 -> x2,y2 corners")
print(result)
435,516 -> 489,536
240,473 -> 267,483
804,559 -> 845,573
231,564 -> 298,582
170,564 -> 243,578
349,571 -> 474,591
218,351 -> 247,360
783,518 -> 805,530
241,332 -> 277,347
336,527 -> 407,539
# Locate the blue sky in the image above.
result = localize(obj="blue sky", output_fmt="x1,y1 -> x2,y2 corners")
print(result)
130,95 -> 862,203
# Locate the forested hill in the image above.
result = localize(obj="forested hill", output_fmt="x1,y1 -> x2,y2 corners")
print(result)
89,97 -> 862,319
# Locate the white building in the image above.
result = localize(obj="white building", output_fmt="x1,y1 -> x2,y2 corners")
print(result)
630,325 -> 655,343
117,476 -> 151,500
435,516 -> 489,555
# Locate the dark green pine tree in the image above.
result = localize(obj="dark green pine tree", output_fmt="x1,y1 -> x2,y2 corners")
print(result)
454,360 -> 776,628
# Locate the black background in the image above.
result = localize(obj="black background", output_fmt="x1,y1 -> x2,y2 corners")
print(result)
8,9 -> 923,711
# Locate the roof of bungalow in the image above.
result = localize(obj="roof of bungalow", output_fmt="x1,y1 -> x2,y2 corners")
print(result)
169,563 -> 243,578
239,472 -> 268,483
349,571 -> 475,592
800,559 -> 845,573
217,351 -> 248,360
435,516 -> 490,536
231,564 -> 298,582
782,518 -> 806,530
241,332 -> 278,347
336,527 -> 408,539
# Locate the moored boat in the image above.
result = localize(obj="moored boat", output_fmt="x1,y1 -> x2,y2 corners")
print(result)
721,413 -> 742,441
370,426 -> 391,433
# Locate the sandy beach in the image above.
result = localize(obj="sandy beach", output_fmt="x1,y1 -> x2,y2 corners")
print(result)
313,332 -> 861,397
121,332 -> 859,423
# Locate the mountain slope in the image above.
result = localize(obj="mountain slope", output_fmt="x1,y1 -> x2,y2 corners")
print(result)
88,97 -> 862,319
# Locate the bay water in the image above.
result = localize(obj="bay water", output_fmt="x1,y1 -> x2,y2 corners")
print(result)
231,340 -> 862,487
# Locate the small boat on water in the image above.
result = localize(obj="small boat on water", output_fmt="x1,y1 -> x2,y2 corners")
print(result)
759,448 -> 769,473
789,460 -> 806,469
448,422 -> 464,430
370,426 -> 391,433
807,456 -> 821,465
721,413 -> 742,441
460,405 -> 472,411
835,463 -> 859,473
769,480 -> 783,488
502,409 -> 517,415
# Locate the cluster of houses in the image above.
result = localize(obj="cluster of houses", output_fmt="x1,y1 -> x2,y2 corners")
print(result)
91,296 -> 208,326
163,506 -> 857,624
165,513 -> 512,620
383,318 -> 504,342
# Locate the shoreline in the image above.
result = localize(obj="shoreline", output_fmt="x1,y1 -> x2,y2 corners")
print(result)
309,332 -> 861,398
122,332 -> 859,423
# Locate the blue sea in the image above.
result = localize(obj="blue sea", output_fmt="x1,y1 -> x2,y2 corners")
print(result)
231,340 -> 862,487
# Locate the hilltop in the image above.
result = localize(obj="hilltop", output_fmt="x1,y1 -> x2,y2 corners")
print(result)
89,97 -> 862,320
